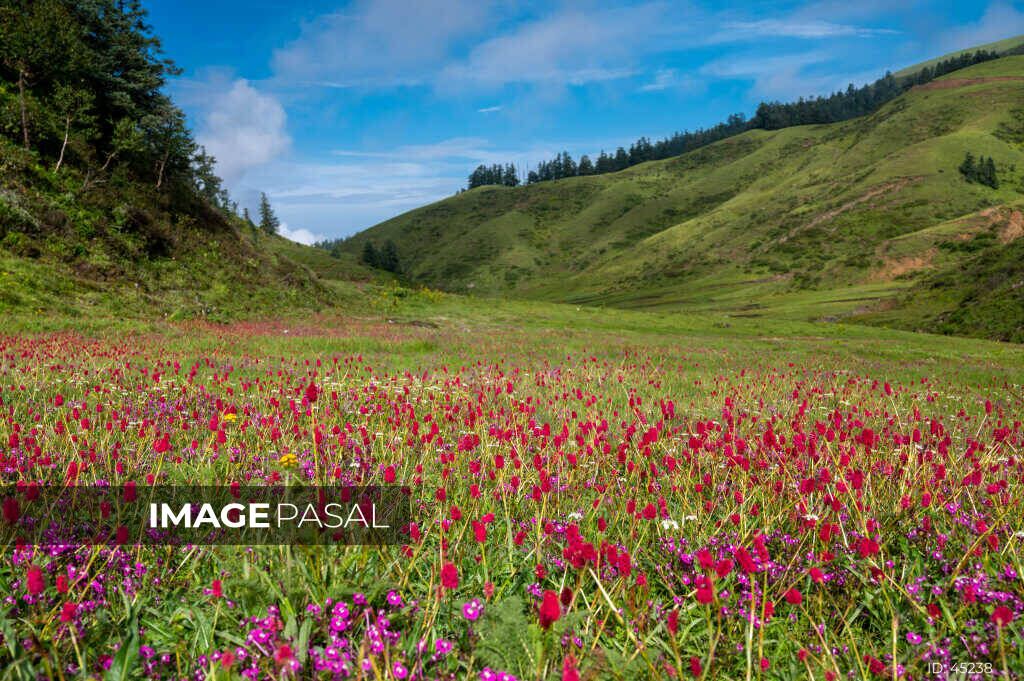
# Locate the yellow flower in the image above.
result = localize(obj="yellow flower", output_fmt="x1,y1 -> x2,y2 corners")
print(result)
222,413 -> 237,423
279,453 -> 299,467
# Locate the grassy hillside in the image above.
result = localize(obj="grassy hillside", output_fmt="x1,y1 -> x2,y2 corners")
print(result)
340,56 -> 1024,341
0,136 -> 373,321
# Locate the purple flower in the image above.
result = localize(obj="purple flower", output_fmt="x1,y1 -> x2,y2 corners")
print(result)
387,590 -> 403,607
906,632 -> 923,645
462,598 -> 484,621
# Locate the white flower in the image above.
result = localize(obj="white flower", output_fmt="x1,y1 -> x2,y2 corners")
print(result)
661,519 -> 680,530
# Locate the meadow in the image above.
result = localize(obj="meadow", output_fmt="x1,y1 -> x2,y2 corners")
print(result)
1,291 -> 1022,680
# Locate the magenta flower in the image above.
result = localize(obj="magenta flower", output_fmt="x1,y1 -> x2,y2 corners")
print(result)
462,598 -> 484,621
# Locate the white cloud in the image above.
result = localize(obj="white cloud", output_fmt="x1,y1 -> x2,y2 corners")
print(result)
701,51 -> 836,98
940,2 -> 1024,52
638,68 -> 700,92
278,222 -> 324,246
713,19 -> 897,41
438,6 -> 663,88
477,105 -> 503,113
195,78 -> 290,183
271,0 -> 494,87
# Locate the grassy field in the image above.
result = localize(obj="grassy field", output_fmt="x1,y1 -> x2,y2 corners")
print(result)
1,290 -> 1022,679
338,57 -> 1024,341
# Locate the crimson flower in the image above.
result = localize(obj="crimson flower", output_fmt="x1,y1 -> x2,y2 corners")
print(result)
991,605 -> 1014,627
539,589 -> 561,629
26,565 -> 44,595
440,562 -> 458,590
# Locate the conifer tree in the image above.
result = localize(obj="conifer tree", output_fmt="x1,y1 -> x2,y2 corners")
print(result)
380,240 -> 400,273
258,192 -> 280,235
361,241 -> 379,268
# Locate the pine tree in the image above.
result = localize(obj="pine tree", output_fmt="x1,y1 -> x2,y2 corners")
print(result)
258,192 -> 279,235
379,240 -> 400,273
361,241 -> 379,268
577,155 -> 594,175
959,152 -> 976,181
982,157 -> 999,188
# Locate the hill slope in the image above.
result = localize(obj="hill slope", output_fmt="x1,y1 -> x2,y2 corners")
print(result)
340,56 -> 1024,341
0,136 -> 377,321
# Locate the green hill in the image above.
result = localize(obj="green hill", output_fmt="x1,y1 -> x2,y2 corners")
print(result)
339,56 -> 1024,341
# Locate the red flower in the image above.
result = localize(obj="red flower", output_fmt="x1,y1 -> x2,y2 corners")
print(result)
275,644 -> 294,665
689,656 -> 702,677
562,654 -> 580,681
2,497 -> 20,524
991,605 -> 1014,627
667,609 -> 679,635
440,562 -> 458,590
695,586 -> 714,604
211,579 -> 223,598
26,565 -> 44,595
539,589 -> 561,629
784,588 -> 802,605
304,382 -> 319,403
60,602 -> 76,622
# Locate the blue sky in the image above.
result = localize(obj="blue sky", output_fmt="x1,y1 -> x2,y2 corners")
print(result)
147,0 -> 1024,243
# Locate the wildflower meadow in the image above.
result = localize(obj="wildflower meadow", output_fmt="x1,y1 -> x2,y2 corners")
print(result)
1,302 -> 1022,680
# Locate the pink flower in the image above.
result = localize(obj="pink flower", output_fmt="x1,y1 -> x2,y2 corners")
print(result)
462,598 -> 483,621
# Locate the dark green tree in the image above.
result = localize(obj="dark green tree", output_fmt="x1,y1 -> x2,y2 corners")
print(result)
959,152 -> 976,180
981,157 -> 998,189
379,240 -> 400,273
258,192 -> 280,235
361,241 -> 379,268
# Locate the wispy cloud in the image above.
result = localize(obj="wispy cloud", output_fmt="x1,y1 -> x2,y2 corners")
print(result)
638,68 -> 700,92
437,4 -> 666,89
477,105 -> 503,113
939,1 -> 1024,51
712,19 -> 898,42
271,0 -> 495,88
701,51 -> 841,98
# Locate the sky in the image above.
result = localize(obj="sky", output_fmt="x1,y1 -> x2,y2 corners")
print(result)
147,0 -> 1024,244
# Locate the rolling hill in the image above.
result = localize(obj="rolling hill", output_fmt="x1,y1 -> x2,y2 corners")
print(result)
338,55 -> 1024,341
